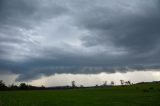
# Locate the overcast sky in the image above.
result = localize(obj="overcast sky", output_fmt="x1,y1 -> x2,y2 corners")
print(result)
0,0 -> 160,86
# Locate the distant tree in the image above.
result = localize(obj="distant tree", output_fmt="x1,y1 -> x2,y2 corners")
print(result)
10,84 -> 18,89
120,80 -> 124,85
111,81 -> 114,86
41,85 -> 45,89
72,81 -> 76,88
103,81 -> 107,86
125,81 -> 128,85
95,84 -> 99,87
19,83 -> 28,89
0,80 -> 7,89
128,81 -> 131,85
125,81 -> 131,85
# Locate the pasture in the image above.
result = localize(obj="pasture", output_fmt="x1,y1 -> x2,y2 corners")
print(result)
0,83 -> 160,106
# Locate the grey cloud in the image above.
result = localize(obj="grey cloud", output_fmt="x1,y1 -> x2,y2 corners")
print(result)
0,0 -> 68,28
1,48 -> 159,81
0,0 -> 160,81
78,0 -> 160,59
0,0 -> 68,60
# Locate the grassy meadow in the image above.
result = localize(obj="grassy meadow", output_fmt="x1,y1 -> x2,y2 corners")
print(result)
0,83 -> 160,106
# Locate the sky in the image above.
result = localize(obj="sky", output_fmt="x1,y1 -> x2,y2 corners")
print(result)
0,0 -> 160,86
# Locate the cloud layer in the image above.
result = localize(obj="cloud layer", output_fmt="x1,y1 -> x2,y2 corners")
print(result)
0,0 -> 160,81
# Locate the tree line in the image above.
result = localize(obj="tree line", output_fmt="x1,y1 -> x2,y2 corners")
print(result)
0,80 -> 45,90
0,80 -> 132,91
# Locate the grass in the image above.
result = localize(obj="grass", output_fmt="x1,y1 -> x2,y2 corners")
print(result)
0,83 -> 160,106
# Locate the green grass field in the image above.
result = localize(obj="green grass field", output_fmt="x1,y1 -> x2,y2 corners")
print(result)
0,83 -> 160,106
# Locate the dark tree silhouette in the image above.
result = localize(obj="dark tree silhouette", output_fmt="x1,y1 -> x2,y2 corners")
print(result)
95,84 -> 99,87
41,85 -> 45,89
20,83 -> 28,89
103,81 -> 107,86
0,80 -> 7,89
10,84 -> 18,89
128,81 -> 131,85
111,81 -> 114,86
72,81 -> 76,88
125,81 -> 131,85
120,80 -> 124,85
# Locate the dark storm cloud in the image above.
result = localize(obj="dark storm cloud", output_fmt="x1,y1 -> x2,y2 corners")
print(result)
0,0 -> 68,59
77,0 -> 160,63
0,0 -> 68,28
0,0 -> 160,81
